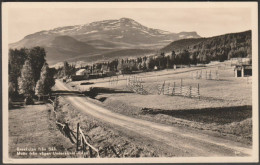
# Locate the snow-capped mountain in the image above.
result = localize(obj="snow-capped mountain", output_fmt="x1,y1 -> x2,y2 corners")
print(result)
9,18 -> 200,64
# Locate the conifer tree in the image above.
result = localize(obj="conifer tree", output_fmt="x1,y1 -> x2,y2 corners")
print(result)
35,63 -> 55,99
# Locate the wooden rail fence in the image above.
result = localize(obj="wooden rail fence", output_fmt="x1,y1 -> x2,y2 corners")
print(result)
157,79 -> 200,98
76,123 -> 100,158
48,97 -> 100,158
126,76 -> 148,95
191,70 -> 219,80
109,76 -> 119,85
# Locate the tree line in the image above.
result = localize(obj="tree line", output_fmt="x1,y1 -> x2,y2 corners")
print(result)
9,47 -> 55,105
54,31 -> 251,78
161,30 -> 252,64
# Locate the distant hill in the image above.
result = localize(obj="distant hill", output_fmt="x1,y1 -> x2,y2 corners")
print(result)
161,30 -> 252,61
9,18 -> 200,65
161,38 -> 207,52
100,49 -> 155,59
58,49 -> 155,64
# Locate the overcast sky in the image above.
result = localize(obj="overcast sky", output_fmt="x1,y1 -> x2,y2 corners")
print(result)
7,5 -> 252,43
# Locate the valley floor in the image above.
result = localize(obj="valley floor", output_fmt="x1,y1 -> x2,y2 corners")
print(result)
53,79 -> 252,157
67,61 -> 252,145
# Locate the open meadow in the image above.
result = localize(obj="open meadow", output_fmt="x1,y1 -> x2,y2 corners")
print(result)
8,103 -> 75,158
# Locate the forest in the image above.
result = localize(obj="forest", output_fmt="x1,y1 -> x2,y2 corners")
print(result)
9,47 -> 55,105
161,30 -> 252,63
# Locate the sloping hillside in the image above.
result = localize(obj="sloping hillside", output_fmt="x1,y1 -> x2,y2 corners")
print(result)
161,38 -> 207,52
100,49 -> 155,59
41,36 -> 106,64
161,30 -> 251,62
61,49 -> 155,64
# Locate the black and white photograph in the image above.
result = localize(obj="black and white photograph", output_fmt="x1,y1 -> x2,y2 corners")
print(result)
2,2 -> 258,163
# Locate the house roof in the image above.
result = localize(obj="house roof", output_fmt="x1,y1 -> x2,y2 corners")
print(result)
76,69 -> 87,74
235,64 -> 252,70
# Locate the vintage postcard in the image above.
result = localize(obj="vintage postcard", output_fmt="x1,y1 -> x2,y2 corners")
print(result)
2,2 -> 258,164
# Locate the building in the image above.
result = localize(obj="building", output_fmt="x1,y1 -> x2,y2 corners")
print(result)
72,69 -> 90,81
76,69 -> 90,76
234,64 -> 252,77
231,57 -> 252,66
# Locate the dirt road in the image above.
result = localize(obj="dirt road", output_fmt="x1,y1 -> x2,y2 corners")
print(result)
55,80 -> 252,157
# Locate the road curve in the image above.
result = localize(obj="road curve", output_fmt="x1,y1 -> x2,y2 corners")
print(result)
55,80 -> 252,157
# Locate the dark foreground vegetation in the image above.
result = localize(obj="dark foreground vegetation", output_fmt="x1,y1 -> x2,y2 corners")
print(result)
9,47 -> 55,106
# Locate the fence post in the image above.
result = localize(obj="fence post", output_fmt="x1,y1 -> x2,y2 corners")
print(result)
180,79 -> 183,95
168,83 -> 170,95
76,123 -> 79,151
162,81 -> 165,95
173,82 -> 175,95
82,137 -> 85,154
89,146 -> 93,158
54,95 -> 57,108
190,86 -> 192,97
198,83 -> 200,99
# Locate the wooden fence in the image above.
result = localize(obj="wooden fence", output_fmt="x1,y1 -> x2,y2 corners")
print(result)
191,70 -> 219,80
48,97 -> 100,158
56,121 -> 77,144
109,76 -> 119,85
76,123 -> 100,158
157,79 -> 200,98
126,76 -> 148,95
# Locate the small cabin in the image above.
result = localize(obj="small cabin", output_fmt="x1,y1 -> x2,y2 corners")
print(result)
72,69 -> 90,81
234,64 -> 252,77
76,69 -> 90,76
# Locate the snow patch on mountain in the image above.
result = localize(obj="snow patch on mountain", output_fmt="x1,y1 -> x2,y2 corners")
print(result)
158,30 -> 171,35
186,36 -> 195,38
83,30 -> 98,34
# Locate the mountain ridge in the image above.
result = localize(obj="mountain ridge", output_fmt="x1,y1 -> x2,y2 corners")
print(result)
9,17 -> 201,65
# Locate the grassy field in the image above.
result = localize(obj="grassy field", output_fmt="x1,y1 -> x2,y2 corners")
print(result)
9,103 -> 75,158
67,61 -> 252,144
